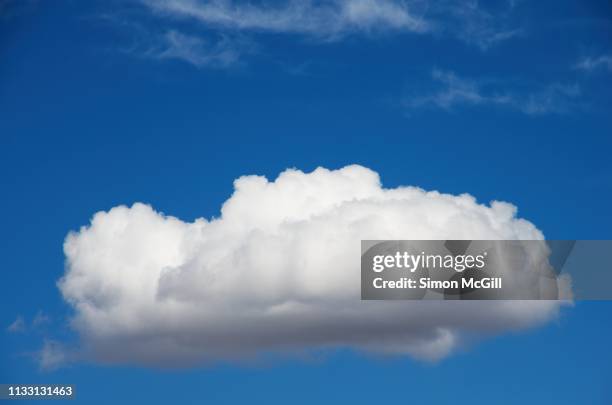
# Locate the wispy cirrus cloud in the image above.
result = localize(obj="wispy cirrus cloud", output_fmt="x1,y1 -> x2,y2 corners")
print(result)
115,0 -> 430,69
520,83 -> 581,115
575,54 -> 612,72
407,69 -> 581,116
6,311 -> 52,334
148,30 -> 253,68
137,0 -> 522,50
104,1 -> 526,69
429,0 -> 524,50
141,0 -> 430,38
103,12 -> 255,69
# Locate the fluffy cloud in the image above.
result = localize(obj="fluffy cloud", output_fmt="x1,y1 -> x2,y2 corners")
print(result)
59,165 -> 562,367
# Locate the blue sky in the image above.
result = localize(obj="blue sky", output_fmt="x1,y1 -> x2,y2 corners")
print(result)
1,0 -> 612,403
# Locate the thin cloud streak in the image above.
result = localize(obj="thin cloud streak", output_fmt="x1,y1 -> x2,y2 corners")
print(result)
6,312 -> 52,334
431,0 -> 524,50
407,69 -> 581,116
150,30 -> 250,68
138,0 -> 521,49
141,0 -> 430,38
576,54 -> 612,72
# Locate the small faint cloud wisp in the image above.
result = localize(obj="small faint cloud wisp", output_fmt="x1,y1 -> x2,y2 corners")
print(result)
37,340 -> 69,371
575,54 -> 612,73
431,0 -> 524,50
148,30 -> 252,68
6,311 -> 52,334
7,316 -> 26,333
407,69 -> 581,116
32,311 -> 52,328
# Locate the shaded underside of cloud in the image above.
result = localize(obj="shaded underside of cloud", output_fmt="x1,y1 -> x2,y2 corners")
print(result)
57,165 -> 562,367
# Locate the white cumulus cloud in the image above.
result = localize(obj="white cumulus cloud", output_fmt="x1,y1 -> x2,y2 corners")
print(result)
58,165 -> 562,367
